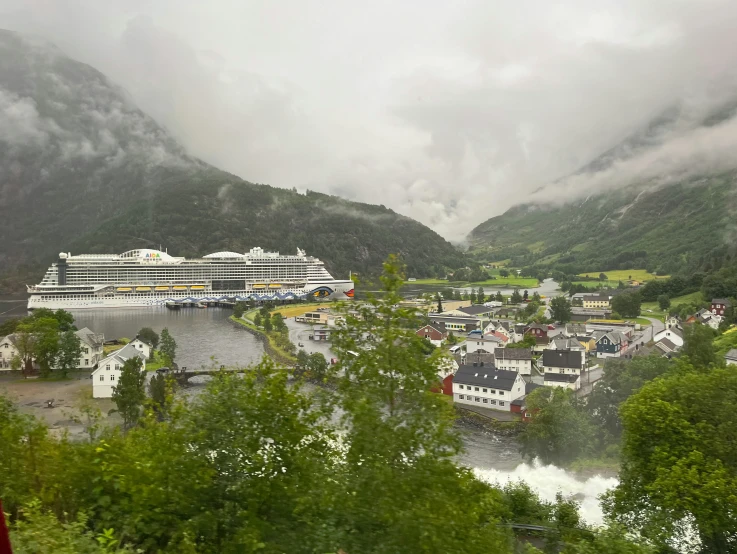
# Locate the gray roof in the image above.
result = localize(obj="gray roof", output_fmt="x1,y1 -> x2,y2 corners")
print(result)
75,327 -> 104,348
583,294 -> 609,302
655,338 -> 678,353
114,343 -> 148,361
565,323 -> 588,335
455,351 -> 496,367
526,323 -> 547,331
454,365 -> 519,391
597,331 -> 626,344
430,315 -> 479,324
725,349 -> 737,361
525,382 -> 544,394
459,305 -> 493,316
542,349 -> 583,369
712,298 -> 732,306
550,337 -> 582,350
495,347 -> 532,360
544,373 -> 580,383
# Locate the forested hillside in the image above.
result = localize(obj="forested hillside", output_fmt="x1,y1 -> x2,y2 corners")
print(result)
470,172 -> 737,276
0,29 -> 465,292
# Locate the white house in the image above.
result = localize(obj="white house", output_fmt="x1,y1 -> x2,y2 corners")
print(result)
75,327 -> 105,370
0,335 -> 20,371
464,333 -> 505,354
544,372 -> 581,390
548,337 -> 585,352
541,349 -> 585,376
127,337 -> 152,359
725,349 -> 737,366
92,343 -> 147,398
452,365 -> 526,412
494,348 -> 533,375
653,327 -> 684,348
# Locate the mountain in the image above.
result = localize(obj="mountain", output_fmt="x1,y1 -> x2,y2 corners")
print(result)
469,104 -> 737,277
0,30 -> 466,292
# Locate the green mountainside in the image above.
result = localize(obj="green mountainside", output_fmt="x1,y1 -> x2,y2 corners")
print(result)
470,174 -> 737,276
0,30 -> 465,292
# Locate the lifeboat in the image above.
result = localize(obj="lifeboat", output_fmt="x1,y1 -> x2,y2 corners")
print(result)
117,287 -> 132,292
136,286 -> 152,292
155,286 -> 170,291
172,286 -> 187,291
268,283 -> 282,288
190,285 -> 205,290
252,284 -> 266,289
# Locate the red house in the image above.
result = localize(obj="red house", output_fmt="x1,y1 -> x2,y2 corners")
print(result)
524,323 -> 548,344
416,323 -> 448,346
711,298 -> 732,316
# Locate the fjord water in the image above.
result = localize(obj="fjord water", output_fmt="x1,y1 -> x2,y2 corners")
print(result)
1,298 -> 613,525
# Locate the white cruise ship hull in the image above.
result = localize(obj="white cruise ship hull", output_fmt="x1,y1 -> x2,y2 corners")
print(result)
27,247 -> 355,310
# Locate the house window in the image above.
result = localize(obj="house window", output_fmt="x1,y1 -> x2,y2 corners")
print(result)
475,397 -> 480,402
106,364 -> 110,370
499,401 -> 505,407
560,369 -> 564,374
459,395 -> 464,400
524,412 -> 531,418
99,375 -> 104,381
474,387 -> 479,391
85,359 -> 89,365
482,399 -> 488,403
111,375 -> 115,381
490,399 -> 497,405
482,388 -> 487,392
115,365 -> 120,370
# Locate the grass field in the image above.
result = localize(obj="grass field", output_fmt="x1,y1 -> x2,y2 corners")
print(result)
409,277 -> 539,288
271,303 -> 326,318
571,280 -> 620,289
408,278 -> 451,285
641,291 -> 704,317
578,269 -> 669,281
588,318 -> 653,327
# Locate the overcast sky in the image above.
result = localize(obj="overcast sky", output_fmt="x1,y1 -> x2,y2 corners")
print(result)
3,0 -> 737,241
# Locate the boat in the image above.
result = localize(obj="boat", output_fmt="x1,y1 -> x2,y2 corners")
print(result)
165,301 -> 181,310
195,302 -> 206,309
27,246 -> 354,309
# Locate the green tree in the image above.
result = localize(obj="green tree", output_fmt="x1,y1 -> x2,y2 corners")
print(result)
329,255 -> 509,552
470,289 -> 477,304
550,296 -> 573,323
657,294 -> 671,311
148,372 -> 175,419
271,313 -> 285,332
254,313 -> 262,327
232,302 -> 246,318
263,316 -> 273,332
604,368 -> 737,551
495,291 -> 504,303
682,322 -> 718,368
523,290 -> 529,301
511,289 -> 523,303
112,357 -> 147,430
507,334 -> 536,349
56,329 -> 81,378
436,292 -> 443,313
159,328 -> 177,365
500,268 -> 510,277
599,273 -> 608,281
307,352 -> 328,380
137,327 -> 159,350
519,388 -> 597,465
611,292 -> 641,318
296,349 -> 309,369
532,291 -> 541,303
24,317 -> 60,377
477,287 -> 485,304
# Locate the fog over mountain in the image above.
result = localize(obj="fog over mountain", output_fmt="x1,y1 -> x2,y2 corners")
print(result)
3,0 -> 737,241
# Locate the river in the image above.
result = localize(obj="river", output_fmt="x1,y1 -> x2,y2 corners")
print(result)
1,294 -> 615,525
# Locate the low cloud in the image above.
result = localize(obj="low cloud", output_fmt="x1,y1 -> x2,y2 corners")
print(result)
3,0 -> 737,240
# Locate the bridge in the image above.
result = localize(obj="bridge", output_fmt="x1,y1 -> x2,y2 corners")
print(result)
167,366 -> 247,385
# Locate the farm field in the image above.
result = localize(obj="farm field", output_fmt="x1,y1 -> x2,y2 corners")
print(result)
271,303 -> 328,318
409,277 -> 539,288
571,280 -> 620,289
641,291 -> 704,317
578,269 -> 669,281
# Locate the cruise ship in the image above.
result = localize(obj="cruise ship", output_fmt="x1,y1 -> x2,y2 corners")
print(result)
27,247 -> 355,310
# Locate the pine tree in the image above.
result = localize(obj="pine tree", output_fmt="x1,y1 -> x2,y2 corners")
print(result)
112,357 -> 147,430
159,328 -> 177,365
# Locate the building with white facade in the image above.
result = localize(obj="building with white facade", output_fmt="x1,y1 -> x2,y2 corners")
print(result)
543,372 -> 581,390
541,350 -> 585,376
75,327 -> 105,370
0,335 -> 20,371
494,348 -> 533,375
452,365 -> 526,412
653,326 -> 684,348
92,343 -> 147,398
